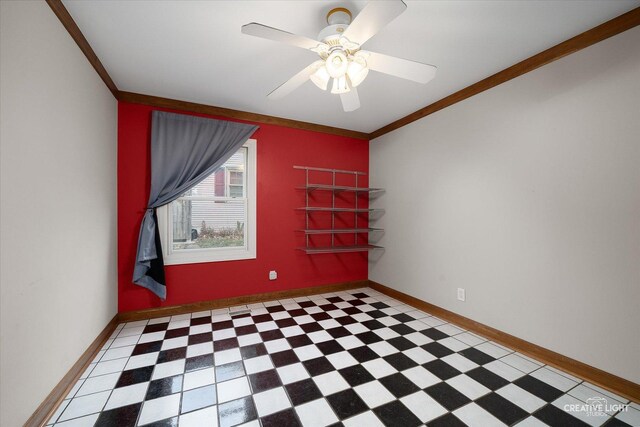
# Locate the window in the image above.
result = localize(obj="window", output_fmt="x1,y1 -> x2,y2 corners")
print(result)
157,139 -> 256,264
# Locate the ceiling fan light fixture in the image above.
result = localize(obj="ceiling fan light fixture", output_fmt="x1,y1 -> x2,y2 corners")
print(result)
326,50 -> 348,78
347,56 -> 369,87
330,75 -> 350,94
310,61 -> 330,90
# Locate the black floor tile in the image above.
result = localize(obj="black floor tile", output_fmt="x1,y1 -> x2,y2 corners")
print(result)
165,327 -> 189,339
327,326 -> 351,338
260,329 -> 285,341
146,374 -> 183,400
286,334 -> 313,348
316,340 -> 345,355
420,328 -> 449,341
326,389 -> 369,419
142,417 -> 179,427
392,313 -> 415,323
424,382 -> 472,411
458,347 -> 495,365
348,345 -> 380,363
373,400 -> 422,427
235,324 -> 259,335
252,314 -> 273,323
215,360 -> 245,382
366,310 -> 388,319
514,375 -> 565,401
157,347 -> 187,364
261,408 -> 302,427
270,349 -> 299,367
327,296 -> 343,303
421,342 -> 454,358
267,305 -> 286,313
476,391 -> 529,425
379,372 -> 420,398
427,413 -> 467,427
190,316 -> 211,326
311,312 -> 332,321
384,353 -> 418,371
213,337 -> 238,351
143,323 -> 169,334
132,341 -> 163,356
285,378 -> 323,406
186,332 -> 211,346
371,302 -> 390,309
534,404 -> 591,427
355,331 -> 383,345
218,396 -> 258,427
303,357 -> 335,376
390,323 -> 415,335
338,364 -> 375,387
212,320 -> 234,330
298,301 -> 316,308
115,365 -> 154,388
94,402 -> 141,427
466,366 -> 510,391
185,353 -> 214,372
361,319 -> 385,330
387,336 -> 417,351
249,369 -> 282,393
240,343 -> 268,359
423,359 -> 462,381
275,318 -> 298,328
300,322 -> 323,333
335,315 -> 358,325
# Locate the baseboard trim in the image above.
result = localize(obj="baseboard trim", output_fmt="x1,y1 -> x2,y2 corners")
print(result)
24,315 -> 120,427
368,280 -> 640,403
118,280 -> 370,322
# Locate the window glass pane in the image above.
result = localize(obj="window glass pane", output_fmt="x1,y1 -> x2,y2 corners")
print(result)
171,199 -> 246,250
184,148 -> 246,197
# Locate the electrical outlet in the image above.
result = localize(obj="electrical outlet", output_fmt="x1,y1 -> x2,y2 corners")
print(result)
269,270 -> 277,281
457,288 -> 466,302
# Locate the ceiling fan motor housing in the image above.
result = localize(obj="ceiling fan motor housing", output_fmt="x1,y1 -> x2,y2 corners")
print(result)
318,7 -> 352,44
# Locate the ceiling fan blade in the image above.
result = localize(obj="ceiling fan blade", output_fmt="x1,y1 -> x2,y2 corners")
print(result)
342,0 -> 407,46
366,51 -> 437,84
242,23 -> 322,50
267,63 -> 317,100
340,87 -> 360,112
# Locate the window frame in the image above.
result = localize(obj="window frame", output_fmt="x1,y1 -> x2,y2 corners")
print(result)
157,139 -> 257,265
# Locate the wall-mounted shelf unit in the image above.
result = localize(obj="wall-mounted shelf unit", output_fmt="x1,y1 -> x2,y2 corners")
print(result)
294,166 -> 384,254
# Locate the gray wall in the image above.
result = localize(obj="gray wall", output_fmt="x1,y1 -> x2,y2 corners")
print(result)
0,2 -> 117,425
369,27 -> 640,383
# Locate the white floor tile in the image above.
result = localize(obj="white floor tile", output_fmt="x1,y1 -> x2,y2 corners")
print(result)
161,336 -> 189,351
400,391 -> 448,423
318,319 -> 341,329
183,367 -> 215,391
342,410 -> 385,427
576,382 -> 629,404
326,351 -> 358,370
213,328 -> 237,340
217,377 -> 251,403
253,386 -> 291,417
446,374 -> 491,400
336,335 -> 364,350
214,348 -> 241,365
138,393 -> 181,425
438,337 -> 469,352
65,380 -> 84,399
374,327 -> 400,340
402,366 -> 441,389
484,360 -> 526,381
402,347 -> 436,365
353,381 -> 395,408
295,399 -> 339,427
277,363 -> 310,385
313,371 -> 349,395
148,316 -> 171,325
441,353 -> 479,373
58,390 -> 110,422
435,323 -> 465,336
568,384 -> 628,406
500,353 -> 542,373
453,402 -> 508,427
552,394 -> 611,427
47,399 -> 70,424
496,383 -> 546,413
308,330 -> 333,343
104,382 -> 149,410
454,332 -> 487,346
256,321 -> 278,332
101,345 -> 135,361
616,406 -> 640,426
124,352 -> 158,371
54,413 -> 100,427
243,355 -> 273,374
118,326 -> 145,338
362,359 -> 396,379
293,344 -> 323,361
76,372 -> 120,397
124,320 -> 149,328
187,342 -> 214,358
79,364 -> 95,380
344,323 -> 369,335
189,324 -> 212,335
281,325 -> 305,337
178,405 -> 218,427
264,338 -> 291,353
530,367 -> 579,392
167,319 -> 190,330
89,358 -> 127,377
369,341 -> 397,357
237,333 -> 261,346
152,359 -> 186,380
404,332 -> 432,346
475,341 -> 513,358
514,416 -> 549,426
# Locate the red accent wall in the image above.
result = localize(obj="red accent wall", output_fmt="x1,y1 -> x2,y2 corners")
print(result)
118,102 -> 369,312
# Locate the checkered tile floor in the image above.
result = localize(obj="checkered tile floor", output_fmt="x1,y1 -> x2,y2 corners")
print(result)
47,288 -> 639,427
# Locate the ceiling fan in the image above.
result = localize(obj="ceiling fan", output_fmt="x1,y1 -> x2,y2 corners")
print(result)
241,0 -> 436,112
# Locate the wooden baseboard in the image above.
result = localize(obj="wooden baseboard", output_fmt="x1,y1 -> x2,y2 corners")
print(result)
24,315 -> 120,427
118,280 -> 370,322
368,280 -> 640,403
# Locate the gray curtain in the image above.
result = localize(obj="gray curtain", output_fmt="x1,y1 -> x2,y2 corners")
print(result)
133,111 -> 258,299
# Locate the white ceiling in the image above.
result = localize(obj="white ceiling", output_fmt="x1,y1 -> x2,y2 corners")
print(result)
63,0 -> 638,133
